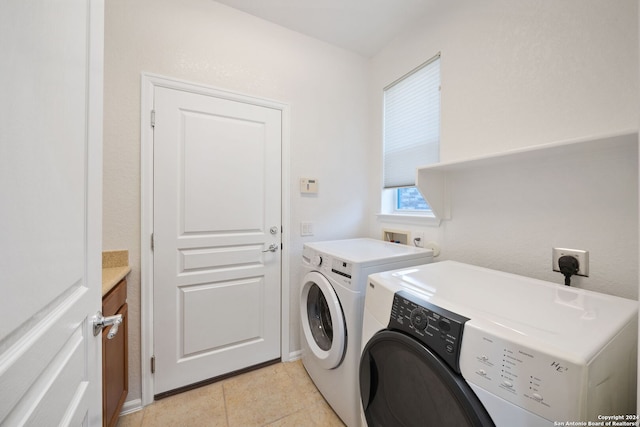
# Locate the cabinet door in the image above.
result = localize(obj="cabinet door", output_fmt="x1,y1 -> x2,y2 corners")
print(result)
103,302 -> 128,427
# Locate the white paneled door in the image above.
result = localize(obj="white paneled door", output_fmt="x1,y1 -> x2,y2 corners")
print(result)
0,0 -> 103,425
153,86 -> 282,395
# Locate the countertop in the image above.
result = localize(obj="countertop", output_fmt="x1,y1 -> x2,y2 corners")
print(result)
102,250 -> 130,296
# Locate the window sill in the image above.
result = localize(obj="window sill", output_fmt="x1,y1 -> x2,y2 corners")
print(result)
376,213 -> 441,227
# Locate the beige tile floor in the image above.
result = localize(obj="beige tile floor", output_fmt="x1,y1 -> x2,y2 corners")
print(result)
116,360 -> 346,427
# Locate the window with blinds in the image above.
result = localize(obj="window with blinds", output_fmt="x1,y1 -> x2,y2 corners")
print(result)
383,55 -> 440,212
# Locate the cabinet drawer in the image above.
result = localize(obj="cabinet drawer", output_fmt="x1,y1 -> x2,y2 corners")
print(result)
103,279 -> 127,316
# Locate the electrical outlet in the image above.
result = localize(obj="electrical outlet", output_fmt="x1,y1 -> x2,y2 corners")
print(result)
552,248 -> 589,277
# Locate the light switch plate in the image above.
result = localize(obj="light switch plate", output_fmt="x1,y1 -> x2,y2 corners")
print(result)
300,221 -> 314,236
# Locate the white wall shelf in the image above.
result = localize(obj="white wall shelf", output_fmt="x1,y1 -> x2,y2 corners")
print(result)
416,130 -> 639,220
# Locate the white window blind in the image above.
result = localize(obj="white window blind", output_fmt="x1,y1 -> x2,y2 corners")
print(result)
383,55 -> 440,188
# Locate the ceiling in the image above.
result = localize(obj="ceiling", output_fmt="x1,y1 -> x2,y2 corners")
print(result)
214,0 -> 435,57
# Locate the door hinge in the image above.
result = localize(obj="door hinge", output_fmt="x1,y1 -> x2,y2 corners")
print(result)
151,356 -> 156,374
151,233 -> 154,251
151,110 -> 156,128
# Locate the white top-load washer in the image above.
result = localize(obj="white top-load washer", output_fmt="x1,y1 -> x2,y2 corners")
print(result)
300,238 -> 433,427
360,261 -> 638,427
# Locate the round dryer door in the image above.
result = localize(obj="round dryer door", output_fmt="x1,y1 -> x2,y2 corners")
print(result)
300,271 -> 346,369
360,330 -> 494,427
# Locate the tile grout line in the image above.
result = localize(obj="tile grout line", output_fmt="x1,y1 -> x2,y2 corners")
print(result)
222,380 -> 230,427
139,405 -> 147,427
262,362 -> 308,427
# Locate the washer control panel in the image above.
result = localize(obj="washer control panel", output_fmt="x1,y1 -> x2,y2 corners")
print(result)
331,258 -> 352,279
303,248 -> 354,284
460,323 -> 582,421
389,290 -> 469,373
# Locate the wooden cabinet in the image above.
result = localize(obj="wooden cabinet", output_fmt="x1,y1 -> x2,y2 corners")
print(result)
102,278 -> 128,427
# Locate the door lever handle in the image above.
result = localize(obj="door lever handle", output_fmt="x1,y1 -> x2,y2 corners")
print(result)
262,243 -> 279,253
93,311 -> 123,339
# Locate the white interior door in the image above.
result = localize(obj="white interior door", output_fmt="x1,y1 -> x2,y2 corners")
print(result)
153,86 -> 282,395
0,0 -> 103,425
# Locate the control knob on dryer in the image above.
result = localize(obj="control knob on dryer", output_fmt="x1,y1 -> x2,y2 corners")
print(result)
311,255 -> 323,267
410,308 -> 429,331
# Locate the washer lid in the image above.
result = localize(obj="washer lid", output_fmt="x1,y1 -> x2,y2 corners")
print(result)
300,271 -> 346,369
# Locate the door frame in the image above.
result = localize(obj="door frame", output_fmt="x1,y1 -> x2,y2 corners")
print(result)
140,73 -> 291,407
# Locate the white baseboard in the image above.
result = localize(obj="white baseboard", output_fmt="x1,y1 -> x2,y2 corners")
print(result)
120,398 -> 144,416
288,350 -> 303,361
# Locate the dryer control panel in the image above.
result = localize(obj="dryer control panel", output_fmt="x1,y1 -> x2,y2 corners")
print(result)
389,291 -> 469,373
460,323 -> 584,422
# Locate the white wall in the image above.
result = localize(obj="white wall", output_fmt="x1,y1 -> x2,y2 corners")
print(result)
370,0 -> 639,299
103,0 -> 370,404
105,0 -> 639,408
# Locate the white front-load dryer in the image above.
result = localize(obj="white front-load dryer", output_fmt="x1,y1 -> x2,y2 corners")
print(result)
360,261 -> 638,427
300,238 -> 433,427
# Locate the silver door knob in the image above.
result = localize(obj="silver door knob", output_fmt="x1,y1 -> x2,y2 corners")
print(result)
270,226 -> 279,235
262,243 -> 279,253
93,310 -> 123,339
